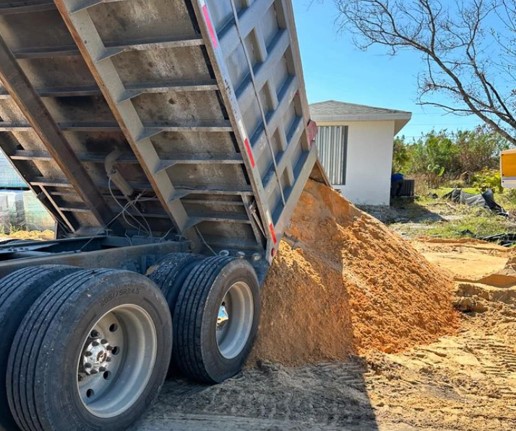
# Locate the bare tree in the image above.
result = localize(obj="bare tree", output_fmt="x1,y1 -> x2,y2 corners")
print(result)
334,0 -> 516,145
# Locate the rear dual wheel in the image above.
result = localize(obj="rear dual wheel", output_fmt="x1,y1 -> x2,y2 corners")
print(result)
6,269 -> 172,431
149,254 -> 261,384
1,255 -> 261,429
174,257 -> 261,383
0,266 -> 81,431
147,252 -> 204,316
147,253 -> 204,376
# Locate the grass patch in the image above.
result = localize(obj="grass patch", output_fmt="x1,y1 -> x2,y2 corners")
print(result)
423,212 -> 512,239
388,186 -> 516,240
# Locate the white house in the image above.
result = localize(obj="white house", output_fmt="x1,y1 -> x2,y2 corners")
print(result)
310,100 -> 412,206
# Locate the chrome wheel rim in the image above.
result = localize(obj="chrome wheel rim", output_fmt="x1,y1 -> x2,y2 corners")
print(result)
76,304 -> 157,418
216,281 -> 254,359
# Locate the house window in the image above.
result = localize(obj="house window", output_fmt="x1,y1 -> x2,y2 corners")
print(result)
315,126 -> 348,185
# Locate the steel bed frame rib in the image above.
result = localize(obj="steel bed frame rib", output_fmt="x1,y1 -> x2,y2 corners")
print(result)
0,34 -> 115,230
55,0 -> 212,241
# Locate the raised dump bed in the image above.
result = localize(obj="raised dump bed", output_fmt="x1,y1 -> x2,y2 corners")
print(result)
0,0 -> 322,261
0,1 -> 326,430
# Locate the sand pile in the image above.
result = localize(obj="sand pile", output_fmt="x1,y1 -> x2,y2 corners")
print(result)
249,180 -> 459,366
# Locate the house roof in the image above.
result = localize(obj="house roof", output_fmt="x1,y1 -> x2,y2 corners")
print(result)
310,100 -> 412,134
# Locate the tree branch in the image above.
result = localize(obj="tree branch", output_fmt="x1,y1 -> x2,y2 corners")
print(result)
335,0 -> 516,145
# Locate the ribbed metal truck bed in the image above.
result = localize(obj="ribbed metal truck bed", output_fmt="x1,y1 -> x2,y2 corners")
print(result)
0,0 -> 324,262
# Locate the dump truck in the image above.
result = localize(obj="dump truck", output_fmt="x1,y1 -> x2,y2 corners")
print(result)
0,1 -> 327,430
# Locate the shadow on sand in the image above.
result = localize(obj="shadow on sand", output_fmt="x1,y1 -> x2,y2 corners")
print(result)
135,359 -> 380,431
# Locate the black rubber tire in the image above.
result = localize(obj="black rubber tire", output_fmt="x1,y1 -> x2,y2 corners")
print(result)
174,257 -> 260,384
147,253 -> 205,377
7,269 -> 172,431
147,253 -> 205,312
0,265 -> 80,431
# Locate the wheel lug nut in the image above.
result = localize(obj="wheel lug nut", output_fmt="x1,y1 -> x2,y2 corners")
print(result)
90,370 -> 98,375
106,346 -> 113,351
90,330 -> 99,338
84,363 -> 92,369
92,341 -> 99,347
101,339 -> 108,345
106,357 -> 112,362
84,351 -> 92,357
99,367 -> 106,372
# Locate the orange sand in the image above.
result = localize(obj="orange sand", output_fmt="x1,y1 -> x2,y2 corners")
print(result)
250,180 -> 459,365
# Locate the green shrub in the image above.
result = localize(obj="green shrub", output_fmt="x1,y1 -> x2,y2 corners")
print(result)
472,169 -> 503,193
392,127 -> 512,188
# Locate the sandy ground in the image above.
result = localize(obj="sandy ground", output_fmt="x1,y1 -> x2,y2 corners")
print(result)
134,239 -> 516,431
412,238 -> 510,280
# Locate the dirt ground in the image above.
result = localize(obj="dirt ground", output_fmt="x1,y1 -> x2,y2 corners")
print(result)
412,238 -> 510,280
134,238 -> 516,431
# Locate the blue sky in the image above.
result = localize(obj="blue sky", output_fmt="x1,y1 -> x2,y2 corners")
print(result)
292,1 -> 482,140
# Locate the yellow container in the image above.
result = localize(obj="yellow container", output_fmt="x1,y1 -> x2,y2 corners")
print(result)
500,149 -> 516,188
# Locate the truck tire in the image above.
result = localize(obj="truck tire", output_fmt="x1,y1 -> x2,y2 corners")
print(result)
7,269 -> 172,431
0,265 -> 80,431
174,257 -> 260,383
147,252 -> 205,312
147,253 -> 205,376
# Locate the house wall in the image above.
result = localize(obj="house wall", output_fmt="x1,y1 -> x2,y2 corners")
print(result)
317,120 -> 395,206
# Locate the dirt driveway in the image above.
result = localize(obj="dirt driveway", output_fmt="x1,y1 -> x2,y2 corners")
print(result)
134,239 -> 516,431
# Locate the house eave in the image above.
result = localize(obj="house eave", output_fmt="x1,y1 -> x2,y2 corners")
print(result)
312,112 -> 412,123
313,114 -> 412,135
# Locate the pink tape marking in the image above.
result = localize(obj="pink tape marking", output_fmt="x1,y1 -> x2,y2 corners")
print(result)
202,4 -> 218,48
244,138 -> 256,168
269,223 -> 277,244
